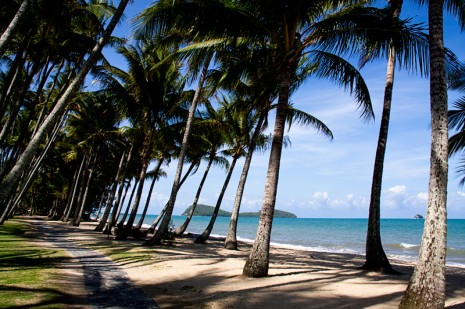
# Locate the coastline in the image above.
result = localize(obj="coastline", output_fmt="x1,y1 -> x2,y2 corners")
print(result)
52,219 -> 465,308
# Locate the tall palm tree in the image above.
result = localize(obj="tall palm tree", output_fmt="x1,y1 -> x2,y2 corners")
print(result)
0,0 -> 130,208
194,101 -> 249,244
0,0 -> 33,56
354,1 -> 430,273
239,0 -> 375,278
399,0 -> 464,305
145,54 -> 213,245
96,40 -> 187,239
173,111 -> 229,236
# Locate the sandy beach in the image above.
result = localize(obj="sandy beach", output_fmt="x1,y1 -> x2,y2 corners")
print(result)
25,218 -> 465,308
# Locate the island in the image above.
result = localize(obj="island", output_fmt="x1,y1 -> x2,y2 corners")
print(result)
181,204 -> 297,218
414,214 -> 424,219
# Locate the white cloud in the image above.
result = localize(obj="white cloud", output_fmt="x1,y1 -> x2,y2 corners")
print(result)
313,191 -> 329,200
387,185 -> 407,195
417,192 -> 428,201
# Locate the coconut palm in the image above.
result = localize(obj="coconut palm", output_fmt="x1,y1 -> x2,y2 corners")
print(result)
0,0 -> 33,56
192,101 -> 246,244
349,1 -> 431,273
95,40 -> 187,239
0,0 -> 130,210
132,1 -> 381,266
399,0 -> 464,305
173,115 -> 229,236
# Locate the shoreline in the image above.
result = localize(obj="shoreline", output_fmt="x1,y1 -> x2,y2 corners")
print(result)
135,215 -> 465,268
37,218 -> 465,308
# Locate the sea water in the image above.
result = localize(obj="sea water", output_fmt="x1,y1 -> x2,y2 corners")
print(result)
132,215 -> 465,267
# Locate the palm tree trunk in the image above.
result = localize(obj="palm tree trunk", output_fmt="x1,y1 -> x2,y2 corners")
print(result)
116,181 -> 131,220
73,147 -> 99,226
118,151 -> 151,239
95,184 -> 120,232
0,41 -> 27,120
95,192 -> 106,220
0,59 -> 39,147
116,178 -> 139,231
363,0 -> 404,274
363,44 -> 398,274
174,154 -> 215,236
63,154 -> 86,222
69,154 -> 91,225
243,69 -> 291,278
136,158 -> 164,229
107,147 -> 133,231
225,111 -> 266,250
0,0 -> 129,203
195,157 -> 237,244
147,160 -> 198,235
60,161 -> 81,221
6,111 -> 67,216
399,0 -> 448,307
0,0 -> 32,56
146,55 -> 212,246
96,147 -> 131,233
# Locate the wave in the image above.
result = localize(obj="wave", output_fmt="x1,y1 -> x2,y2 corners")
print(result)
386,243 -> 420,250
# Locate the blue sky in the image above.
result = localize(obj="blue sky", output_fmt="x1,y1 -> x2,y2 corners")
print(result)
102,1 -> 465,219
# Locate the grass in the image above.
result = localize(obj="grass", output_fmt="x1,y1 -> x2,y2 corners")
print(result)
0,219 -> 74,308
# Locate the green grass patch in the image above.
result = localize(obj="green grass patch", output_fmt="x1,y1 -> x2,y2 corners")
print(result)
0,220 -> 74,308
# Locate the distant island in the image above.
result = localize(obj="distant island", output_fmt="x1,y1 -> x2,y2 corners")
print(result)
181,204 -> 297,218
414,214 -> 424,219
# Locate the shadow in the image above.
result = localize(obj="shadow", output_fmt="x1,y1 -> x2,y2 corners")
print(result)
0,282 -> 87,308
10,216 -> 465,309
0,249 -> 71,269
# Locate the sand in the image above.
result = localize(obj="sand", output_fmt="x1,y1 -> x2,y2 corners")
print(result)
28,218 -> 465,308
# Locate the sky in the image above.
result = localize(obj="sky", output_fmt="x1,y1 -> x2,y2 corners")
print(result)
101,1 -> 465,219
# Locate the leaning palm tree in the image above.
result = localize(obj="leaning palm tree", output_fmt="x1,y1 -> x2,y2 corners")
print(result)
96,40 -> 187,240
194,101 -> 250,244
0,0 -> 130,207
239,0 -> 377,278
0,0 -> 32,56
134,0 -> 259,246
173,112 -> 229,236
134,0 -> 376,274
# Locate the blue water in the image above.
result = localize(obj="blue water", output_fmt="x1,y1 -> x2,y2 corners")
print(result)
133,215 -> 465,267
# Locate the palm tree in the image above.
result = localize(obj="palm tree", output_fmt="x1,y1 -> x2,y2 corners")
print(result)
193,101 -> 250,244
355,1 -> 431,273
145,54 -> 213,245
399,0 -> 464,306
239,0 -> 376,278
211,51 -> 276,250
96,40 -> 186,239
173,115 -> 229,236
0,0 -> 33,56
0,0 -> 130,208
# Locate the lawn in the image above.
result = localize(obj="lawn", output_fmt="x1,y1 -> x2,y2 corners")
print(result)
0,219 -> 74,308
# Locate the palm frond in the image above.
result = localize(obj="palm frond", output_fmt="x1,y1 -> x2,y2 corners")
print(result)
308,50 -> 374,122
286,105 -> 333,140
448,98 -> 465,131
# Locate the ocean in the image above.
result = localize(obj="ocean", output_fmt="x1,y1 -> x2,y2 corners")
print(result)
133,215 -> 465,267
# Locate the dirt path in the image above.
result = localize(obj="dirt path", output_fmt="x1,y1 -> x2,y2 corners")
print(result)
23,217 -> 159,309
